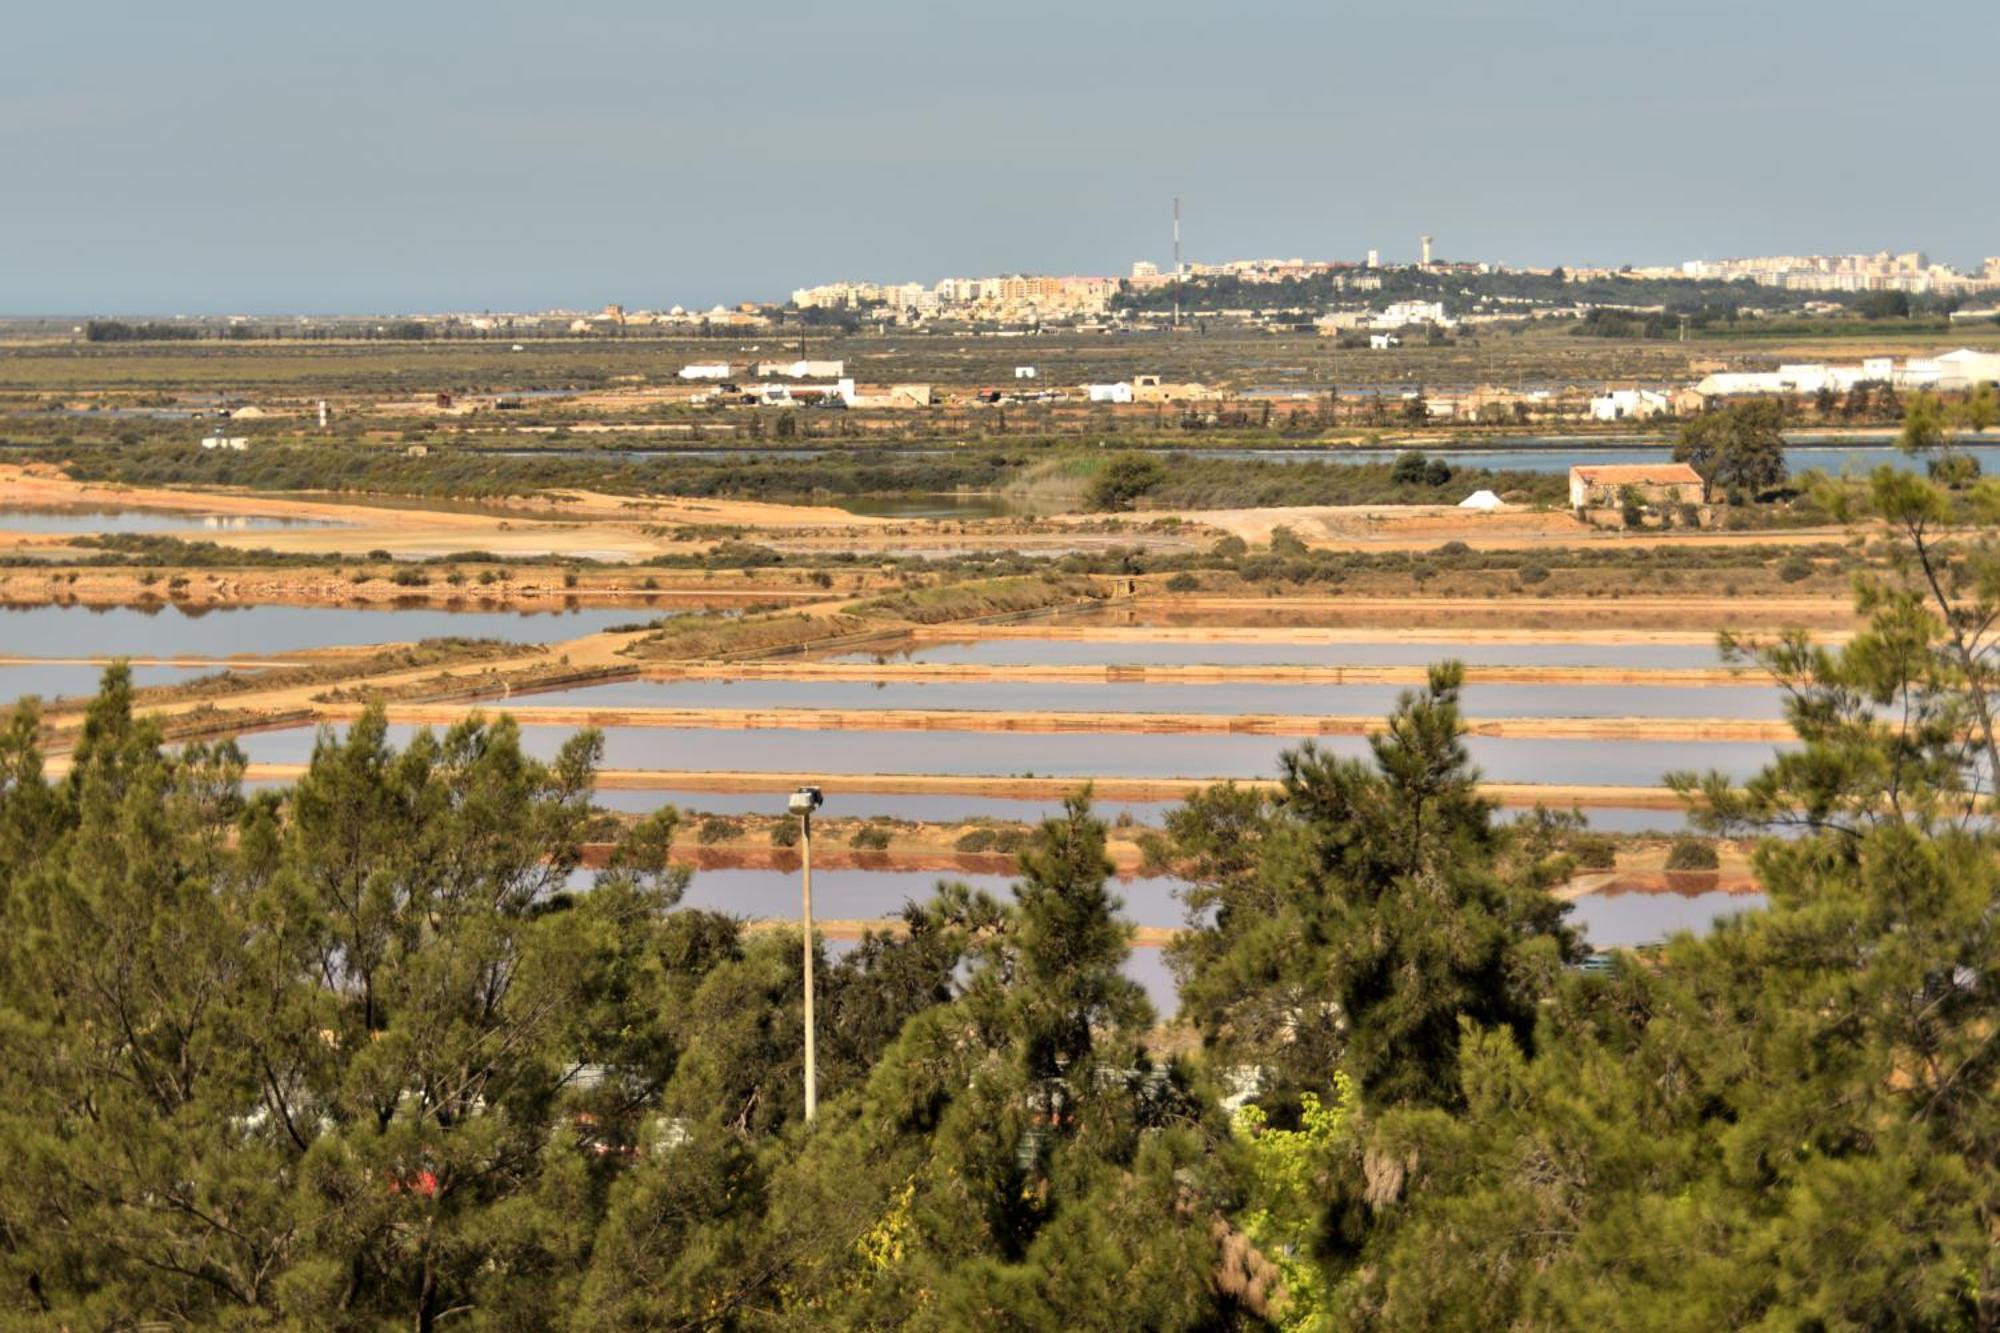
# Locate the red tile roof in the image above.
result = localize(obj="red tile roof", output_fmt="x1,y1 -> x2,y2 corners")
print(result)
1570,463 -> 1702,485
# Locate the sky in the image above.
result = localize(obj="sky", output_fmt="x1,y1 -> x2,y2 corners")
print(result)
3,0 -> 1993,315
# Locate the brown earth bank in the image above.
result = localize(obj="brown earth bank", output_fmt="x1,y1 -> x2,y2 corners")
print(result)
577,841 -> 1149,877
0,571 -> 822,612
317,700 -> 1798,744
904,623 -> 1832,646
1105,594 -> 1858,633
644,661 -> 1759,687
0,464 -> 896,563
1077,502 -> 1867,553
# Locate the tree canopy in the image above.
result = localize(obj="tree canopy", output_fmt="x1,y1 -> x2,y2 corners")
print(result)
6,479 -> 2000,1325
1673,397 -> 1790,500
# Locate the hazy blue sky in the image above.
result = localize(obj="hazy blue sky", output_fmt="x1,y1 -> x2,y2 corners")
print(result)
3,0 -> 1992,314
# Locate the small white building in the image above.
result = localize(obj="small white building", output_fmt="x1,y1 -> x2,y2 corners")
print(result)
677,363 -> 732,381
1569,463 -> 1704,511
1694,371 -> 1791,398
1589,388 -> 1673,421
755,359 -> 845,379
1369,333 -> 1400,350
1014,366 -> 1038,379
1376,300 -> 1455,330
200,434 -> 249,451
1087,382 -> 1135,404
1934,347 -> 2000,388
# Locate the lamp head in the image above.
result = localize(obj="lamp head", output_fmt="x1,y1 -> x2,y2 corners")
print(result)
788,786 -> 824,816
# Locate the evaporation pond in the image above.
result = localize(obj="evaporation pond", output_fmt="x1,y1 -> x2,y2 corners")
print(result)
0,603 -> 643,658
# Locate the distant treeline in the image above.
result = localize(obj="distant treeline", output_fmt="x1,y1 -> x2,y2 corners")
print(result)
39,438 -> 1572,512
1120,266 -> 1980,322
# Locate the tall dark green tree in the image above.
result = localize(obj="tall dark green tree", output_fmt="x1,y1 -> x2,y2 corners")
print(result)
1674,397 -> 1789,501
1159,663 -> 1577,1111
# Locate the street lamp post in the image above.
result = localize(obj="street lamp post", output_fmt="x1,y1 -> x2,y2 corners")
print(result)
788,785 -> 825,1123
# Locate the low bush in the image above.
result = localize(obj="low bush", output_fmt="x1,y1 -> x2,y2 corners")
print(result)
696,817 -> 743,845
1664,837 -> 1720,871
1570,834 -> 1617,870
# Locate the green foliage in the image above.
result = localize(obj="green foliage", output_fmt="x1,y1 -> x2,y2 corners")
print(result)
1675,398 -> 1789,500
848,822 -> 893,850
1663,835 -> 1719,870
1233,1074 -> 1361,1328
696,814 -> 744,844
1159,665 -> 1579,1110
1569,832 -> 1617,869
0,708 -> 1260,1324
1085,452 -> 1168,512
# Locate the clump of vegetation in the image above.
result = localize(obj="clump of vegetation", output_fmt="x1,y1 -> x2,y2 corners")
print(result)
1570,832 -> 1617,869
848,823 -> 892,850
696,816 -> 743,845
1664,836 -> 1720,870
1086,453 -> 1167,512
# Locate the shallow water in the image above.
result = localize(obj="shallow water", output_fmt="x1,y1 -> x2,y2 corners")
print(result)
832,494 -> 1029,520
598,865 -> 1190,931
584,786 -> 1177,827
1567,889 -> 1765,948
231,720 -> 1787,787
0,506 -> 343,535
830,638 -> 1731,670
0,662 -> 215,701
594,863 -> 1189,1015
0,603 -> 645,658
498,675 -> 1784,720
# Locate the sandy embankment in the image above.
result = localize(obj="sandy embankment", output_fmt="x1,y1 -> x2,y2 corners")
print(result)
648,661 -> 1758,687
1070,501 -> 1861,553
907,623 -> 1836,647
0,465 -> 889,563
319,700 -> 1797,744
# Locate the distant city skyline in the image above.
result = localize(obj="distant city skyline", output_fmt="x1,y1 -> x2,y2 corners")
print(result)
4,0 -> 1994,315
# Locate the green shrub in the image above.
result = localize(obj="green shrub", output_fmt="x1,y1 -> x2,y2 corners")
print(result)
1664,837 -> 1720,871
1517,562 -> 1551,585
769,820 -> 800,848
1165,571 -> 1201,593
1777,554 -> 1815,583
1086,453 -> 1167,512
849,824 -> 892,850
955,828 -> 997,853
696,817 -> 743,845
1570,834 -> 1617,870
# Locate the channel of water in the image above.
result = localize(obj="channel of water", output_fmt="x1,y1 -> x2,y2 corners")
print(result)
0,603 -> 648,658
493,675 -> 1786,721
228,720 -> 1788,787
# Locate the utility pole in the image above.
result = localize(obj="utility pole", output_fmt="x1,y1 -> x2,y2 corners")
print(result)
1172,196 -> 1182,332
789,785 -> 824,1122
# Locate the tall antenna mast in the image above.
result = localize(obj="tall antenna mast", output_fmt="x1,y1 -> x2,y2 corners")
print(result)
1172,196 -> 1182,331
